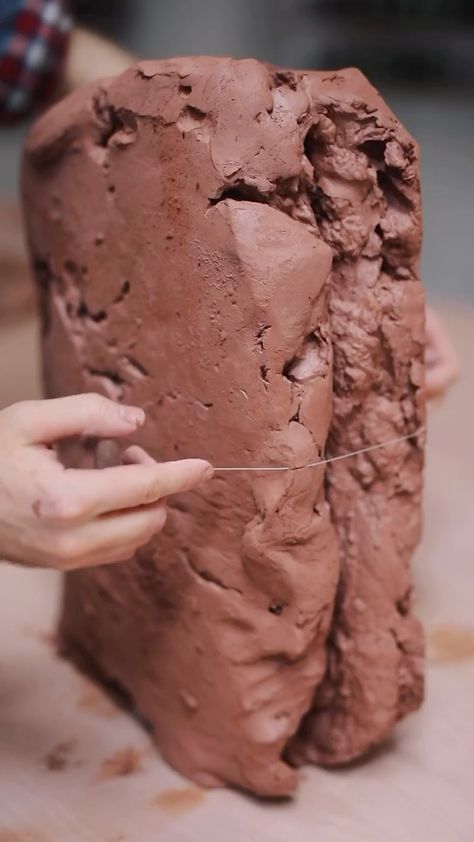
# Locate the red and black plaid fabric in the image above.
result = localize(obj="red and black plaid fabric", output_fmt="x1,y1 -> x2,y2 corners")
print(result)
0,0 -> 72,123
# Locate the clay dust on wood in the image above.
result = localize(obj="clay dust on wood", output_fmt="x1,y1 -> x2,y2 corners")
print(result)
429,624 -> 474,662
95,746 -> 143,782
152,786 -> 206,815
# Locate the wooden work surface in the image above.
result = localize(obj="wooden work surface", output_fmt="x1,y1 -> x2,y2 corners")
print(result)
0,305 -> 473,841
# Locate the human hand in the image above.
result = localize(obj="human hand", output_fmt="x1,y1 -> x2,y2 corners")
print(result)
0,393 -> 212,570
425,307 -> 459,401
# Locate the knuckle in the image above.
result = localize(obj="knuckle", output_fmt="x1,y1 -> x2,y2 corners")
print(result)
155,506 -> 168,530
51,531 -> 82,562
3,400 -> 33,429
83,392 -> 111,418
147,506 -> 167,535
143,481 -> 162,504
42,486 -> 82,522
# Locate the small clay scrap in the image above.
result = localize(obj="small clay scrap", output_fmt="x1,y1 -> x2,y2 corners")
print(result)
96,746 -> 143,782
22,57 -> 425,797
42,739 -> 77,771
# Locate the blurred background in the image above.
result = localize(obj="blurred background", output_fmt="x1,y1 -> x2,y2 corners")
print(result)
1,0 -> 473,323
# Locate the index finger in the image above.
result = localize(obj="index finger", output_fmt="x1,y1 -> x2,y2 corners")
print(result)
62,458 -> 214,520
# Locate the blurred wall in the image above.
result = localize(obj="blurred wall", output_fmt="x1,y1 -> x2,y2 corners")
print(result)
1,0 -> 472,303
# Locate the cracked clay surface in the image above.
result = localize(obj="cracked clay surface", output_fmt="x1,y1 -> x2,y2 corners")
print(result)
22,57 -> 425,797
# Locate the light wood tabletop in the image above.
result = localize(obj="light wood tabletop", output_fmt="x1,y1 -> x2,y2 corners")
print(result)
0,304 -> 473,841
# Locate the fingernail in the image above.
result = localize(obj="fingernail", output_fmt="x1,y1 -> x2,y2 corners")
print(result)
120,405 -> 145,427
203,463 -> 214,480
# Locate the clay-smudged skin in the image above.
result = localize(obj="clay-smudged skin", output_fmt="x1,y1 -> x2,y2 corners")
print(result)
22,57 -> 425,795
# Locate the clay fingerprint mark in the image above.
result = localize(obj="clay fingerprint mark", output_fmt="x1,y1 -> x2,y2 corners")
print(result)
96,746 -> 143,782
152,786 -> 206,815
42,738 -> 77,771
429,624 -> 474,663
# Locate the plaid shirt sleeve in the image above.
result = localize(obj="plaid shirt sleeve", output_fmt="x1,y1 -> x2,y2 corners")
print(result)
0,0 -> 72,123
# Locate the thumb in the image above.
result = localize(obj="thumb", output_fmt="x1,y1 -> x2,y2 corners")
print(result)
9,394 -> 145,444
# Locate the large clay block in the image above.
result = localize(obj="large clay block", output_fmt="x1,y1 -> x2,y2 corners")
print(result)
22,57 -> 425,796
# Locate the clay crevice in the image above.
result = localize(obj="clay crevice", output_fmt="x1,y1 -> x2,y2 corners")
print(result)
283,331 -> 330,383
93,92 -> 138,149
208,182 -> 268,207
181,550 -> 243,597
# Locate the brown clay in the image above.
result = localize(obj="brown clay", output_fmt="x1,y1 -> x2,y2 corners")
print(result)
22,57 -> 425,796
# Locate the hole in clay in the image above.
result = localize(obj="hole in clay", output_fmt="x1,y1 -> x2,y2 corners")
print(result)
256,324 -> 270,350
34,258 -> 52,286
92,309 -> 107,323
396,594 -> 410,616
124,356 -> 149,378
303,124 -> 323,166
113,280 -> 131,304
260,365 -> 269,383
77,300 -> 107,323
377,169 -> 412,209
359,139 -> 387,162
86,366 -> 125,386
374,226 -> 394,275
308,186 -> 328,227
63,259 -> 77,276
107,184 -> 116,194
176,105 -> 207,133
94,100 -> 122,148
93,97 -> 137,148
209,182 -> 267,206
268,603 -> 284,616
375,223 -> 384,239
272,70 -> 298,90
283,332 -> 329,383
179,83 -> 192,95
290,405 -> 301,423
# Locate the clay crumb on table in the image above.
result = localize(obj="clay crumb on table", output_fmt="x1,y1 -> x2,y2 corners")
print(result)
429,624 -> 474,662
152,786 -> 206,815
0,830 -> 51,842
42,739 -> 78,771
96,747 -> 143,782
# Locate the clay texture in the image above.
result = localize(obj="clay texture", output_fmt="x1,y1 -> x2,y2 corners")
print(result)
22,57 -> 425,796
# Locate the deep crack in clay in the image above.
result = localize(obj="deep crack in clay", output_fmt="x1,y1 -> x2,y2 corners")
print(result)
22,57 -> 425,797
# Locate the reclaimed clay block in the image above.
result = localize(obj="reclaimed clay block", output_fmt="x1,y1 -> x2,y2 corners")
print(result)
22,57 -> 425,796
